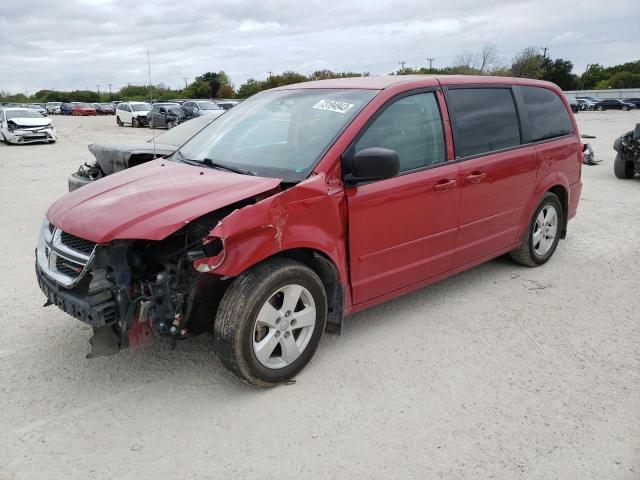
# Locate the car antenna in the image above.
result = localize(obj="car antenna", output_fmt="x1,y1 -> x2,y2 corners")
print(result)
147,49 -> 157,159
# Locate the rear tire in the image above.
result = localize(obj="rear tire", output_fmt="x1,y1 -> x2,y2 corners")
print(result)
510,192 -> 563,267
614,153 -> 635,179
214,259 -> 327,387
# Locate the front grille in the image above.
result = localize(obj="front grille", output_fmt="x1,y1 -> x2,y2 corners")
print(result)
60,231 -> 96,255
56,257 -> 84,277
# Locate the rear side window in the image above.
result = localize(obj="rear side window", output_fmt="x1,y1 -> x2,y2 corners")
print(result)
447,88 -> 520,158
519,86 -> 573,141
355,92 -> 445,172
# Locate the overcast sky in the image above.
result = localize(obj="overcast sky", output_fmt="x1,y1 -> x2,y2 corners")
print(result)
1,0 -> 639,94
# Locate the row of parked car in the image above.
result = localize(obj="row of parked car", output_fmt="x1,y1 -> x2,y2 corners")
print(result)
566,95 -> 640,112
114,99 -> 239,129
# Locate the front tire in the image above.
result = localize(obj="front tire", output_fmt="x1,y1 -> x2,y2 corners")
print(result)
167,120 -> 175,130
116,116 -> 123,127
214,259 -> 327,387
614,153 -> 635,179
132,117 -> 140,128
510,192 -> 563,267
597,105 -> 605,111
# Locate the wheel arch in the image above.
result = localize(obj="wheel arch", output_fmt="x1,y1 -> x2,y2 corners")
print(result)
519,174 -> 570,241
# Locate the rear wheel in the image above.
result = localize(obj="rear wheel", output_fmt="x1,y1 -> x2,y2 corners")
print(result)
510,192 -> 563,267
614,153 -> 635,179
214,259 -> 327,387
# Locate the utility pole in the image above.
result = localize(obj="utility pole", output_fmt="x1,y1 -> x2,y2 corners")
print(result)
183,77 -> 188,89
267,70 -> 273,79
426,57 -> 435,69
107,83 -> 112,100
541,46 -> 549,60
96,84 -> 100,99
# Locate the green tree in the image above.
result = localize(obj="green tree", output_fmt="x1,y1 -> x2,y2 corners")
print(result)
607,71 -> 640,89
511,47 -> 544,79
542,58 -> 577,90
236,78 -> 263,99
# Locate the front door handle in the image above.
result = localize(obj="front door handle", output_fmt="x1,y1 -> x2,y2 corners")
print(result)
433,179 -> 457,191
465,172 -> 486,184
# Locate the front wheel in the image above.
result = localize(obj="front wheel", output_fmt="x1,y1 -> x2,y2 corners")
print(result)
214,259 -> 327,387
510,192 -> 563,267
166,120 -> 175,129
116,116 -> 123,126
614,153 -> 635,179
622,106 -> 629,111
597,105 -> 605,111
132,117 -> 140,128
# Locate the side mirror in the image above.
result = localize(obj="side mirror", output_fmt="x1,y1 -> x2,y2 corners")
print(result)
344,147 -> 400,186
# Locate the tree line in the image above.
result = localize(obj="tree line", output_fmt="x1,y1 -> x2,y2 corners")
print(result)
2,46 -> 638,104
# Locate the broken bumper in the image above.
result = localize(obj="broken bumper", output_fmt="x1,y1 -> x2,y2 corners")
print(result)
4,127 -> 56,144
36,261 -> 117,327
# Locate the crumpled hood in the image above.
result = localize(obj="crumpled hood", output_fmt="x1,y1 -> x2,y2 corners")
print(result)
9,117 -> 52,127
88,143 -> 177,174
47,159 -> 282,243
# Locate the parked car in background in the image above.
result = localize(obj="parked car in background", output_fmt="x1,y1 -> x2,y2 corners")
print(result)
147,103 -> 185,129
71,103 -> 97,116
40,76 -> 582,386
60,102 -> 74,115
623,98 -> 640,108
46,102 -> 62,114
215,100 -> 241,110
25,104 -> 48,116
168,99 -> 186,105
577,98 -> 596,110
92,103 -> 115,115
68,115 -> 217,190
564,95 -> 580,113
594,99 -> 637,111
0,107 -> 56,144
613,123 -> 640,179
182,99 -> 224,117
116,101 -> 151,127
577,96 -> 602,103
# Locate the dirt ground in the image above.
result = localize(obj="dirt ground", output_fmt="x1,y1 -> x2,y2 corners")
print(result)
1,111 -> 639,480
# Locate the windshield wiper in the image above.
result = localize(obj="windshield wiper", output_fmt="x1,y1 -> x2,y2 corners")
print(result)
201,158 -> 256,176
173,152 -> 256,176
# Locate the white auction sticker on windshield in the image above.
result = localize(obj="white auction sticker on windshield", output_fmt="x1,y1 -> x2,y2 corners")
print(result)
312,100 -> 355,114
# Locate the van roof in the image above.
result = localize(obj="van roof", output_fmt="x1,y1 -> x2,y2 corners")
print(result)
273,75 -> 558,91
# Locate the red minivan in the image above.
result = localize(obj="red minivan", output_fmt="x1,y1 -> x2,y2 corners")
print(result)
36,75 -> 582,386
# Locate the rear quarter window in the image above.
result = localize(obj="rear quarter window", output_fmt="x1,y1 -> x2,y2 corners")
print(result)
519,86 -> 573,142
447,88 -> 521,158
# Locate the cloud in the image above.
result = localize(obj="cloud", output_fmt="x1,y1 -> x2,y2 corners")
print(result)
0,0 -> 638,93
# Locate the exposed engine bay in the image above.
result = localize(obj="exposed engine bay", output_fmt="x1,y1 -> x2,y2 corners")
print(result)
36,210 -> 235,358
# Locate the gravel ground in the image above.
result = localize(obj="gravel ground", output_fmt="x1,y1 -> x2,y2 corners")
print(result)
1,112 -> 639,480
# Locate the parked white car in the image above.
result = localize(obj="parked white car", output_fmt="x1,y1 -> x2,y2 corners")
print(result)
46,102 -> 62,114
0,107 -> 57,144
115,101 -> 152,128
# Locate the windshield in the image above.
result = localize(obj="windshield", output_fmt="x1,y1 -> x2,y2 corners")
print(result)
196,101 -> 222,110
6,110 -> 44,119
132,103 -> 151,111
179,88 -> 376,181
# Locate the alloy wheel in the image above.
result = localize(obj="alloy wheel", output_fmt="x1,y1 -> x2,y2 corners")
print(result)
252,284 -> 316,369
532,205 -> 558,256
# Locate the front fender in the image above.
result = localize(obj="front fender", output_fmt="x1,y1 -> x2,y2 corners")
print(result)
195,173 -> 350,292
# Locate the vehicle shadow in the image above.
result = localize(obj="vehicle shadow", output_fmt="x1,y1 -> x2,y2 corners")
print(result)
40,254 -> 520,395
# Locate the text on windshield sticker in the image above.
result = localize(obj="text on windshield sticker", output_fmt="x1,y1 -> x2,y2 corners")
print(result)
312,100 -> 355,114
